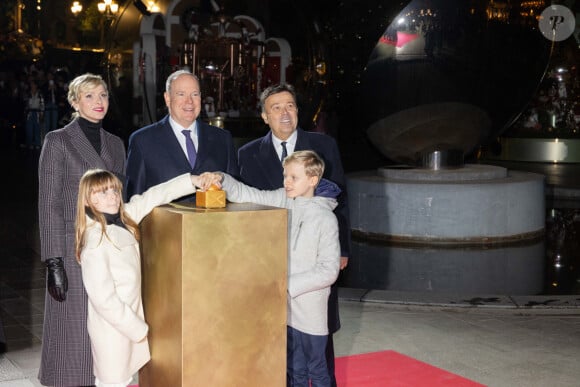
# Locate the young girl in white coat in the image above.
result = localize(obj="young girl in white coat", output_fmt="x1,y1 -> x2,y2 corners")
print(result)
74,169 -> 206,387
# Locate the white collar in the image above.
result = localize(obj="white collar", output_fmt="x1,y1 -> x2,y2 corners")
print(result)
271,130 -> 297,148
169,116 -> 197,137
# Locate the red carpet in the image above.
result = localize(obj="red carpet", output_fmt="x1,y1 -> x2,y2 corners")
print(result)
335,350 -> 486,387
130,350 -> 485,386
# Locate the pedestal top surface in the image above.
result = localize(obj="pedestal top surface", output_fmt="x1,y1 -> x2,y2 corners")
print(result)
160,202 -> 285,214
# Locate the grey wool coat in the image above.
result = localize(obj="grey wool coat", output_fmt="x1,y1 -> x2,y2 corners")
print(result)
221,174 -> 340,336
38,118 -> 126,387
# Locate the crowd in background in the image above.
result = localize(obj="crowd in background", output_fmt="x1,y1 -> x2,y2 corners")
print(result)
0,62 -> 75,150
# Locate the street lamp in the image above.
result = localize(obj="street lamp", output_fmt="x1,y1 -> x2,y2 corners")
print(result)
70,1 -> 82,16
98,0 -> 118,49
98,0 -> 119,19
70,1 -> 83,48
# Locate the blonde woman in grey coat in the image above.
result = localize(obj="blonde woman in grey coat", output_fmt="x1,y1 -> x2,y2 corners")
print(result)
38,73 -> 126,387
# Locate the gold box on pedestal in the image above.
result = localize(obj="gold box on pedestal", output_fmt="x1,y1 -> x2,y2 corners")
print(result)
139,203 -> 288,387
195,188 -> 226,208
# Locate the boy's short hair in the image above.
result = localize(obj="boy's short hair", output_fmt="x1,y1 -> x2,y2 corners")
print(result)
283,150 -> 325,180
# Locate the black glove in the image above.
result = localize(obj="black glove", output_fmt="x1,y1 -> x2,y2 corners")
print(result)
46,257 -> 68,302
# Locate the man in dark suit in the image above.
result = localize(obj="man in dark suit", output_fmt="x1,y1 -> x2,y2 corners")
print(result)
125,70 -> 238,200
238,83 -> 351,387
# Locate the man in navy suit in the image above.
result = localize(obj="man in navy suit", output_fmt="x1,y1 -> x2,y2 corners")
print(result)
238,83 -> 351,387
125,70 -> 238,200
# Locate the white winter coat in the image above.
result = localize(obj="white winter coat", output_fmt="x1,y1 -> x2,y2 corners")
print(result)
222,174 -> 340,335
80,173 -> 195,383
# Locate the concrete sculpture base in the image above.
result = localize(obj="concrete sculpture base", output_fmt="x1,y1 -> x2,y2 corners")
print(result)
347,164 -> 545,244
345,164 -> 546,294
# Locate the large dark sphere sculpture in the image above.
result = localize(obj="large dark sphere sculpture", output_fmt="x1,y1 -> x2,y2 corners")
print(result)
361,0 -> 552,165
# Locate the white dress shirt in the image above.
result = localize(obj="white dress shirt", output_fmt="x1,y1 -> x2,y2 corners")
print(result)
271,131 -> 297,161
169,116 -> 198,158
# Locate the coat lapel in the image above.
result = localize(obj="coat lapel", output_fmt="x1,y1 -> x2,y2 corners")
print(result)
63,120 -> 107,169
159,117 -> 191,170
195,119 -> 210,169
257,132 -> 284,188
85,217 -> 135,249
100,135 -> 117,171
294,128 -> 311,152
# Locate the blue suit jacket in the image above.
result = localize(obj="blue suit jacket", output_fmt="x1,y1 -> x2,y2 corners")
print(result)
238,128 -> 351,258
125,115 -> 239,201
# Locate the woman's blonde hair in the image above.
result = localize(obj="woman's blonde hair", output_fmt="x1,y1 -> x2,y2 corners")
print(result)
67,73 -> 108,120
75,169 -> 140,262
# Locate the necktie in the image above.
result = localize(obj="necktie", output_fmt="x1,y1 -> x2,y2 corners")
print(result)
281,141 -> 288,163
181,129 -> 197,169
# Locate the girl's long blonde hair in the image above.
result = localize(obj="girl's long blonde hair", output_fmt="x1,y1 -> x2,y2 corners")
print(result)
75,169 -> 140,262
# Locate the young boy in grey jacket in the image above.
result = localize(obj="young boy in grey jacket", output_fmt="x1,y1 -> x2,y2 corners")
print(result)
201,150 -> 340,387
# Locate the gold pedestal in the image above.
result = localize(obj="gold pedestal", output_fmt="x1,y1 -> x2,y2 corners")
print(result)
139,203 -> 288,387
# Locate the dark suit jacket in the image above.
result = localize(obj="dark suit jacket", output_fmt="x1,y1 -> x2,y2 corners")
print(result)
238,128 -> 351,257
237,128 -> 351,334
125,115 -> 239,201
